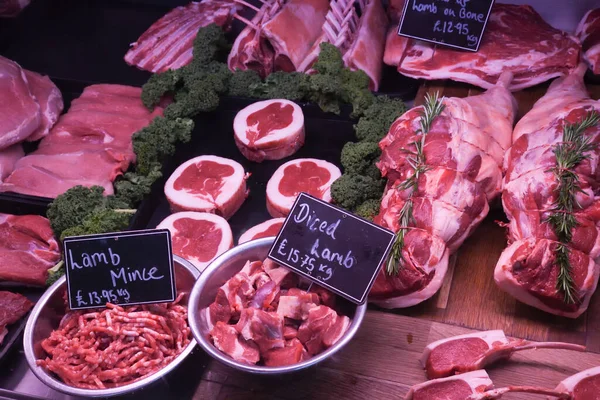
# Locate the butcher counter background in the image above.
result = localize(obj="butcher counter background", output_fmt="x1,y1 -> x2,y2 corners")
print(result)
3,0 -> 600,399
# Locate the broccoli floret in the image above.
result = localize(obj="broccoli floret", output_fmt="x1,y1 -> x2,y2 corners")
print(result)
312,42 -> 345,75
191,23 -> 229,66
354,198 -> 381,221
251,71 -> 309,101
354,95 -> 406,141
341,141 -> 381,177
330,174 -> 385,210
114,166 -> 163,207
47,186 -> 130,238
340,68 -> 375,118
133,116 -> 194,175
141,69 -> 182,110
60,209 -> 136,242
46,260 -> 64,286
228,69 -> 262,97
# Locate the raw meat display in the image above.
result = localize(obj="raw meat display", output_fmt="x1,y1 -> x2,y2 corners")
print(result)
0,0 -> 30,17
0,291 -> 33,346
233,99 -> 305,162
0,84 -> 162,198
384,4 -> 581,91
0,56 -> 63,150
297,0 -> 388,91
555,366 -> 600,399
37,293 -> 190,389
266,158 -> 341,218
228,0 -> 329,77
422,330 -> 586,379
124,0 -> 241,73
370,73 -> 517,308
204,258 -> 349,366
238,218 -> 285,244
157,211 -> 233,271
22,69 -> 63,142
576,9 -> 600,75
165,155 -> 249,219
405,370 -> 569,400
0,213 -> 61,286
496,64 -> 600,318
0,144 -> 24,181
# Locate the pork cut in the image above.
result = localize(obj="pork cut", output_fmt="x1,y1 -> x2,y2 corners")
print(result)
228,0 -> 329,76
0,56 -> 40,149
496,64 -> 600,318
22,70 -> 64,142
405,370 -> 569,400
370,73 -> 516,309
238,218 -> 285,244
386,4 -> 581,91
422,330 -> 586,379
0,214 -> 61,286
0,144 -> 24,182
124,0 -> 240,73
165,155 -> 249,219
156,211 -> 233,271
297,0 -> 388,91
577,9 -> 600,76
266,158 -> 341,218
233,99 -> 305,163
0,291 -> 33,346
555,366 -> 600,399
0,84 -> 162,198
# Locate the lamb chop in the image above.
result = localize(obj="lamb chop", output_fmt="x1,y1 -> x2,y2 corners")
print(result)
369,72 -> 517,309
496,63 -> 600,318
421,330 -> 586,379
228,0 -> 329,77
405,370 -> 570,400
297,0 -> 388,91
555,366 -> 600,399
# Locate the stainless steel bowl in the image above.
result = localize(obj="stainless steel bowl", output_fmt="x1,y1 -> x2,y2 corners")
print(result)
23,255 -> 199,398
188,237 -> 367,374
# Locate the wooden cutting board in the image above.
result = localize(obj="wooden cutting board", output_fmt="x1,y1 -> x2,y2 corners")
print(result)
192,312 -> 600,400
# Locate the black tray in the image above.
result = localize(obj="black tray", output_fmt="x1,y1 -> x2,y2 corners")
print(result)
143,106 -> 358,242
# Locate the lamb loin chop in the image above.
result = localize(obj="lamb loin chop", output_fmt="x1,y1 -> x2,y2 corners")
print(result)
405,370 -> 569,400
421,330 -> 586,379
555,366 -> 600,399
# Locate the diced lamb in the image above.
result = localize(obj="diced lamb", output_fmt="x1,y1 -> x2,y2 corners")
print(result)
211,321 -> 260,365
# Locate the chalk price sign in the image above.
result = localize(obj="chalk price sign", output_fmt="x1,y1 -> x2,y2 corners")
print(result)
398,0 -> 495,51
268,193 -> 395,304
63,229 -> 175,310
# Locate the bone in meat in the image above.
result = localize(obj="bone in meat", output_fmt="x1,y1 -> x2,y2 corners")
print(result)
421,329 -> 586,379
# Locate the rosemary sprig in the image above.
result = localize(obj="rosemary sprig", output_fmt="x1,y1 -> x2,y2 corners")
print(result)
547,110 -> 600,303
386,92 -> 445,275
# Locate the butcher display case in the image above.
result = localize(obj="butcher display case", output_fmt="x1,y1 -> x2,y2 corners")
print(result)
3,0 -> 600,399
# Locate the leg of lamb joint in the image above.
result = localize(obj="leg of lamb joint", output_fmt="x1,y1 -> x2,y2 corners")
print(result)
421,329 -> 586,379
266,158 -> 341,218
165,155 -> 249,220
233,99 -> 305,162
156,211 -> 233,271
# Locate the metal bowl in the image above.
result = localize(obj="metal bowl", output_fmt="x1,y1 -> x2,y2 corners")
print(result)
188,237 -> 367,374
23,255 -> 199,398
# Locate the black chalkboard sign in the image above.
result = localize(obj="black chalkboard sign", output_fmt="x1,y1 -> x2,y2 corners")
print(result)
398,0 -> 495,51
268,193 -> 395,304
64,229 -> 175,310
